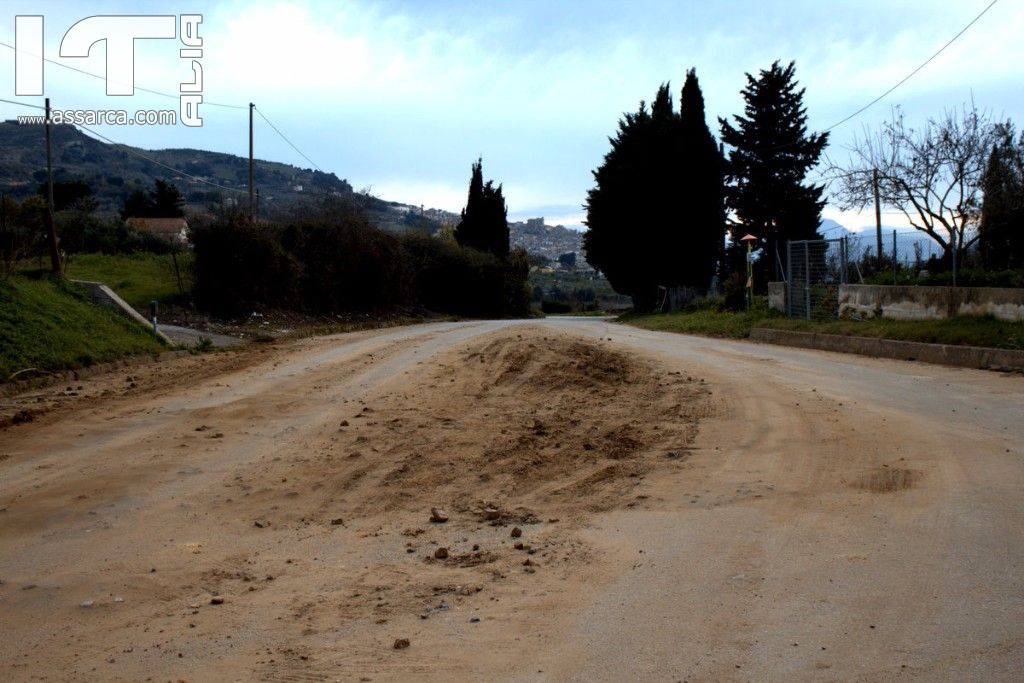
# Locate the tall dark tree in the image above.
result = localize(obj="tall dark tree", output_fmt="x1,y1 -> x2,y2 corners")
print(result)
37,179 -> 95,213
675,69 -> 725,292
719,61 -> 828,280
585,73 -> 724,310
152,179 -> 185,217
979,123 -> 1024,269
584,96 -> 660,310
455,158 -> 509,260
121,179 -> 185,219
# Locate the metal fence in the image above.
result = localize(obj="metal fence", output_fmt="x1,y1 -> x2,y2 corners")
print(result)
786,238 -> 849,320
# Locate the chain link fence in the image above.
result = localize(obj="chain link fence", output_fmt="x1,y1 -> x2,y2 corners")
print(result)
786,238 -> 849,320
842,229 -> 947,283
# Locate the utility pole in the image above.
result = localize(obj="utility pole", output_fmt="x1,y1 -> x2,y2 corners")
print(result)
873,168 -> 882,268
44,97 -> 62,276
248,102 -> 255,219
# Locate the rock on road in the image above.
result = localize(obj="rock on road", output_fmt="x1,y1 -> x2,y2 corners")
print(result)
0,318 -> 1021,681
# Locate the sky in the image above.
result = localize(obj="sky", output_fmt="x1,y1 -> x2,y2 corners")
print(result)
0,0 -> 1021,232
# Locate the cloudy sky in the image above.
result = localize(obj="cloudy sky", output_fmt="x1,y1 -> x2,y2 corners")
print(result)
0,0 -> 1021,231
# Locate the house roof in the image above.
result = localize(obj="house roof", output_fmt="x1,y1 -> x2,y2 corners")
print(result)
126,217 -> 188,235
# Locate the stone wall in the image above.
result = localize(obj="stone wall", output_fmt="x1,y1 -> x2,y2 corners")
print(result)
838,284 -> 1024,322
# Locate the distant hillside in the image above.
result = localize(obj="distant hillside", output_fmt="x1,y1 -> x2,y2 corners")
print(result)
0,119 -> 354,216
0,120 -> 589,252
0,120 -> 450,235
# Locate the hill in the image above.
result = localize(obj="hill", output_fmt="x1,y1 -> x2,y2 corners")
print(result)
0,120 -> 446,235
0,120 -> 353,216
0,120 -> 591,258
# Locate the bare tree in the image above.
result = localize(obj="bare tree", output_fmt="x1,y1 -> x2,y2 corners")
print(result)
827,105 -> 996,280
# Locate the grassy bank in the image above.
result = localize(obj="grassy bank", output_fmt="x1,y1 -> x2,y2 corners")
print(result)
0,275 -> 166,379
623,302 -> 1024,350
64,252 -> 191,311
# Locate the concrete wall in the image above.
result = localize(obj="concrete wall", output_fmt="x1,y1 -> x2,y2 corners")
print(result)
750,328 -> 1024,372
838,284 -> 1024,322
768,282 -> 787,313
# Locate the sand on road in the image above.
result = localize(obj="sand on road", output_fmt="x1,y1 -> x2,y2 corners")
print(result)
0,318 -> 1022,681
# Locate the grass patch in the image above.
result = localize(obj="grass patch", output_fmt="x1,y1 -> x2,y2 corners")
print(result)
63,252 -> 192,311
622,299 -> 1024,350
621,300 -> 779,339
0,275 -> 166,379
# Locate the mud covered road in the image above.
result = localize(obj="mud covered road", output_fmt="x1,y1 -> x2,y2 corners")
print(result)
1,319 -> 1022,681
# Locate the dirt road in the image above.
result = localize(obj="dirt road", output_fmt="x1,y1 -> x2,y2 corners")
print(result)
1,319 -> 1022,681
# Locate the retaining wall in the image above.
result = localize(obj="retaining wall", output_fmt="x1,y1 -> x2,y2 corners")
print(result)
749,328 -> 1024,372
838,284 -> 1024,322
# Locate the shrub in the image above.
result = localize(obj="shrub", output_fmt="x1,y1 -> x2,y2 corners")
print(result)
189,212 -> 300,316
400,232 -> 506,316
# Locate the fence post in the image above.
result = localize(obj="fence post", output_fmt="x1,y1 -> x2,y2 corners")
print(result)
803,242 -> 810,320
892,230 -> 897,285
841,236 -> 848,285
786,240 -> 792,316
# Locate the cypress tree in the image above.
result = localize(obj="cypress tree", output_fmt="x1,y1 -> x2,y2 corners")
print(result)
675,69 -> 725,292
719,61 -> 828,280
584,98 -> 661,311
455,158 -> 509,260
979,124 -> 1024,269
585,72 -> 725,310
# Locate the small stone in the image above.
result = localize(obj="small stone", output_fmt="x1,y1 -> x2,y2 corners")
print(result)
469,617 -> 481,623
210,596 -> 225,605
429,508 -> 449,523
483,507 -> 500,521
339,420 -> 349,427
514,542 -> 524,550
254,519 -> 269,528
472,544 -> 479,551
393,638 -> 410,650
434,547 -> 449,560
330,518 -> 344,526
80,600 -> 94,608
510,527 -> 522,538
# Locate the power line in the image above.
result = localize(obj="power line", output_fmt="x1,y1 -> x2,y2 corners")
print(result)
0,40 -> 246,109
0,41 -> 326,175
0,96 -> 44,111
821,0 -> 999,134
254,106 -> 324,173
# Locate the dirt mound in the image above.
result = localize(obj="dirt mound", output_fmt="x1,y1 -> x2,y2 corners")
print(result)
205,327 -> 712,675
315,328 -> 711,517
857,466 -> 921,493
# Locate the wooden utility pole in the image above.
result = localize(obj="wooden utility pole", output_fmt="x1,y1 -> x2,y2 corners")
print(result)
44,97 -> 62,276
873,168 -> 883,266
249,102 -> 255,219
